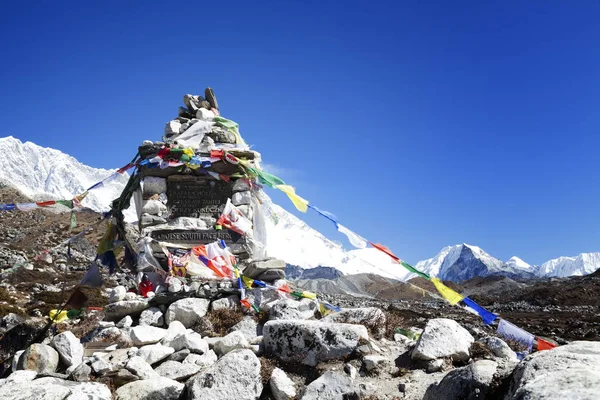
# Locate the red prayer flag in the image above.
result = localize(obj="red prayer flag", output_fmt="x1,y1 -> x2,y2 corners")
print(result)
36,200 -> 56,207
210,150 -> 225,159
537,338 -> 557,351
370,242 -> 401,262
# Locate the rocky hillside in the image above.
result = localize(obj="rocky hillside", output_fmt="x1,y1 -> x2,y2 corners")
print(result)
1,278 -> 599,399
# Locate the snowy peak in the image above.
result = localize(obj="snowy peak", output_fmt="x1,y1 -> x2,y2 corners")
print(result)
0,136 -> 129,213
413,243 -> 505,282
506,256 -> 532,270
536,252 -> 600,277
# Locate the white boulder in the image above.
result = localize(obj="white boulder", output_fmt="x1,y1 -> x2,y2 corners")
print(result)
263,320 -> 369,366
411,318 -> 474,362
186,349 -> 262,400
116,377 -> 184,400
50,331 -> 83,368
165,298 -> 210,328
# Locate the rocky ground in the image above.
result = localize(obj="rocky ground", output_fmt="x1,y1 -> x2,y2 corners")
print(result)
1,191 -> 600,398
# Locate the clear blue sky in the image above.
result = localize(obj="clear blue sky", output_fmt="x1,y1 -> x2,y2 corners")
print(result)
1,1 -> 599,266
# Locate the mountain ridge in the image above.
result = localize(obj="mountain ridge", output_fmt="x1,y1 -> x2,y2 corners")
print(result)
0,136 -> 599,281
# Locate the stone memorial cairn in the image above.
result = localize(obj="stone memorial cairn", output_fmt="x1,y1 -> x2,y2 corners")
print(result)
121,87 -> 286,302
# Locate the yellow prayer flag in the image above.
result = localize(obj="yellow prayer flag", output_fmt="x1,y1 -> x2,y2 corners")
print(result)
49,309 -> 69,323
242,276 -> 254,288
183,148 -> 194,157
431,278 -> 464,305
319,303 -> 330,317
302,291 -> 317,299
275,185 -> 309,212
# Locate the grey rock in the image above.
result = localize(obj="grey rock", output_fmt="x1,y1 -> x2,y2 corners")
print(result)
69,362 -> 91,382
155,360 -> 201,381
186,349 -> 262,400
111,368 -> 139,388
426,358 -> 445,373
324,307 -> 386,339
1,313 -> 24,332
301,371 -> 353,400
263,320 -> 369,366
412,318 -> 474,362
232,191 -> 252,206
109,286 -> 127,303
244,258 -> 286,281
137,343 -> 175,365
50,331 -> 83,368
91,326 -> 132,346
230,316 -> 262,340
165,120 -> 182,136
362,355 -> 390,374
213,331 -> 249,356
140,213 -> 167,227
143,176 -> 167,195
424,360 -> 497,400
208,127 -> 236,143
162,331 -> 208,354
139,307 -> 164,327
183,350 -> 218,368
269,298 -> 317,320
103,348 -> 131,369
17,344 -> 59,374
12,350 -> 24,372
479,336 -> 518,360
161,320 -> 187,344
0,378 -> 111,400
344,363 -> 358,380
270,367 -> 297,400
123,292 -> 138,301
91,358 -> 113,375
167,348 -> 190,362
505,341 -> 600,399
0,370 -> 37,388
211,294 -> 240,311
129,325 -> 167,346
116,315 -> 133,328
104,299 -> 149,321
116,377 -> 184,400
232,179 -> 251,193
126,356 -> 159,379
165,298 -> 210,328
141,199 -> 167,215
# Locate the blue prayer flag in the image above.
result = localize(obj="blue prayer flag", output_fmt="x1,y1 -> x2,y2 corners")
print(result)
462,297 -> 498,325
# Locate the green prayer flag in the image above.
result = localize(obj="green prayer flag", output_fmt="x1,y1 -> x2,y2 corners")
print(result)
400,261 -> 431,280
69,212 -> 77,231
57,200 -> 74,209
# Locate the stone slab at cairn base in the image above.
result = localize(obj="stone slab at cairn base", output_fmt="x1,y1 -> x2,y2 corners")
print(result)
243,258 -> 286,281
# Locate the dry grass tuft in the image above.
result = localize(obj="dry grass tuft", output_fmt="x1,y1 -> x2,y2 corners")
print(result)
205,308 -> 245,336
259,356 -> 278,386
0,288 -> 12,302
470,341 -> 495,360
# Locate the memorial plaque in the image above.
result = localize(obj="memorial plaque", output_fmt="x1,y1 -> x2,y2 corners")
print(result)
167,176 -> 232,218
150,229 -> 244,246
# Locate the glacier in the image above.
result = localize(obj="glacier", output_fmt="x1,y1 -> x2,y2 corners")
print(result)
0,135 -> 599,281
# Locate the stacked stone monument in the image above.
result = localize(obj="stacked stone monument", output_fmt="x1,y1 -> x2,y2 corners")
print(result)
127,88 -> 285,294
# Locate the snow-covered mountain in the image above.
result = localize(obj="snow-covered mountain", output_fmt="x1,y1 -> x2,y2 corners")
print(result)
412,244 -> 538,281
536,253 -> 600,277
1,136 -> 599,281
0,136 -> 129,213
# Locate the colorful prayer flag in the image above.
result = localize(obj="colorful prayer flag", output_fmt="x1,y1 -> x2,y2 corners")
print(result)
336,224 -> 368,249
462,297 -> 498,325
537,338 -> 557,351
497,319 -> 534,351
275,184 -> 308,212
431,278 -> 464,305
